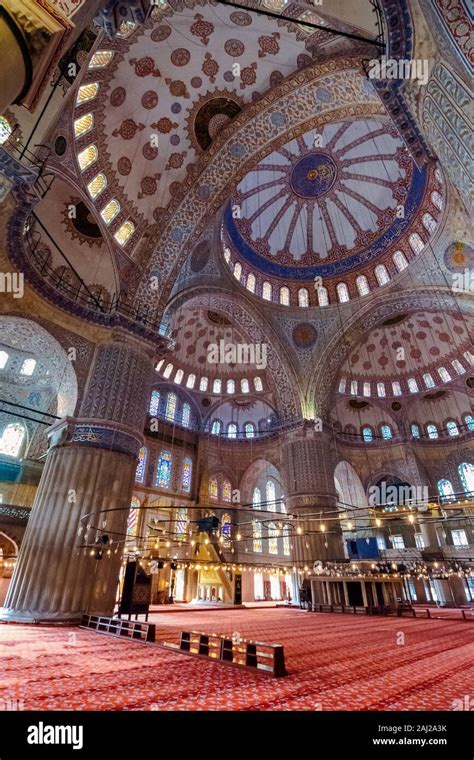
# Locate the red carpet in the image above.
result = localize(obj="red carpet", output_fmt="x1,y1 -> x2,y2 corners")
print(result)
1,609 -> 473,711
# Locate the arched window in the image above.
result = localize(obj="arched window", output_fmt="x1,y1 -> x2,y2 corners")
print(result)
87,173 -> 107,200
266,480 -> 276,511
438,366 -> 451,383
409,233 -> 424,254
76,82 -> 99,105
223,246 -> 231,263
247,273 -> 256,293
408,378 -> 419,393
0,350 -> 9,369
377,382 -> 386,398
0,423 -> 25,458
176,507 -> 188,539
127,496 -> 140,537
356,275 -> 370,296
392,381 -> 402,396
227,423 -> 237,439
411,424 -> 421,438
437,479 -> 455,502
451,359 -> 465,375
350,380 -> 358,395
149,390 -> 160,416
89,50 -> 114,68
115,221 -> 135,247
199,377 -> 208,392
186,374 -> 196,389
464,415 -> 474,432
338,378 -> 346,393
431,191 -> 443,210
213,378 -> 221,394
363,382 -> 371,397
241,378 -> 249,393
211,420 -> 221,435
336,282 -> 350,302
362,427 -> 373,443
253,521 -> 262,553
78,144 -> 98,171
375,264 -> 390,286
181,402 -> 190,428
221,513 -> 232,547
279,286 -> 290,305
20,358 -> 36,376
268,522 -> 278,554
446,420 -> 459,436
458,463 -> 474,496
222,480 -> 232,502
163,363 -> 173,379
227,379 -> 235,394
245,422 -> 255,439
298,288 -> 309,307
262,281 -> 272,301
233,262 -> 242,280
283,525 -> 290,556
181,457 -> 192,491
135,446 -> 147,483
426,424 -> 439,440
380,424 -> 393,440
254,376 -> 263,392
252,487 -> 261,509
165,393 -> 176,421
156,451 -> 172,488
317,286 -> 329,306
422,213 -> 437,233
74,112 -> 94,137
209,477 -> 218,500
393,250 -> 408,272
155,359 -> 164,372
174,369 -> 184,385
0,115 -> 13,144
423,373 -> 435,389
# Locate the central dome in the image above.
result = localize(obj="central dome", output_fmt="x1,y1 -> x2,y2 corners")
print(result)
289,152 -> 338,199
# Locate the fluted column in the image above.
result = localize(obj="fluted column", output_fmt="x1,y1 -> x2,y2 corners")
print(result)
3,334 -> 154,622
281,424 -> 342,566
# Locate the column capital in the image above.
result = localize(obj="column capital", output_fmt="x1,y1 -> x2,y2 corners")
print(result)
47,416 -> 144,459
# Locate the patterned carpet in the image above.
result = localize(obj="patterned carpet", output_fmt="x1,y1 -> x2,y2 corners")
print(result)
1,608 -> 473,711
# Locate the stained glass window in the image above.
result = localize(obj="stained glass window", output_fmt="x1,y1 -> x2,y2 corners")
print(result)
253,487 -> 261,509
0,115 -> 12,144
233,262 -> 242,280
298,288 -> 309,307
423,373 -> 435,388
392,381 -> 402,396
245,422 -> 255,439
181,458 -> 192,492
0,423 -> 25,458
377,382 -> 386,397
247,273 -> 256,293
262,281 -> 272,301
411,424 -> 421,438
186,374 -> 196,389
458,463 -> 474,496
283,525 -> 290,556
74,113 -> 94,138
227,423 -> 237,439
87,173 -> 107,199
446,420 -> 459,436
165,393 -> 176,421
149,390 -> 160,416
422,213 -> 437,233
213,378 -> 221,394
451,359 -> 465,375
78,144 -> 98,171
221,513 -> 232,547
438,366 -> 451,383
156,451 -> 172,488
222,480 -> 232,502
408,378 -> 419,393
363,382 -> 371,397
337,282 -> 349,302
350,380 -> 357,395
209,477 -> 218,500
356,275 -> 370,296
114,221 -> 135,246
426,424 -> 439,439
227,379 -> 235,394
176,507 -> 188,538
381,424 -> 392,440
199,377 -> 208,392
253,521 -> 262,553
135,446 -> 147,483
100,199 -> 120,224
0,351 -> 9,369
181,402 -> 190,428
76,83 -> 99,104
452,529 -> 468,547
431,191 -> 443,210
89,50 -> 114,68
268,522 -> 278,554
438,479 -> 455,502
127,496 -> 140,536
266,480 -> 276,511
393,250 -> 408,272
409,233 -> 424,254
375,265 -> 390,286
211,420 -> 221,435
362,427 -> 373,443
280,286 -> 290,305
20,358 -> 36,376
317,286 -> 329,306
241,379 -> 249,393
254,377 -> 263,392
464,415 -> 474,432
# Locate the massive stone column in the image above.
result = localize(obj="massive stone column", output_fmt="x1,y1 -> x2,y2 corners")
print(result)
281,424 -> 343,566
2,334 -> 154,622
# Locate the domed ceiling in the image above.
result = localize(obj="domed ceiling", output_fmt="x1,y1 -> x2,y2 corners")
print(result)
222,119 -> 443,304
337,311 -> 474,398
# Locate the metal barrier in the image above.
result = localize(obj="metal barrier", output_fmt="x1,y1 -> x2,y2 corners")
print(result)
80,614 -> 156,642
